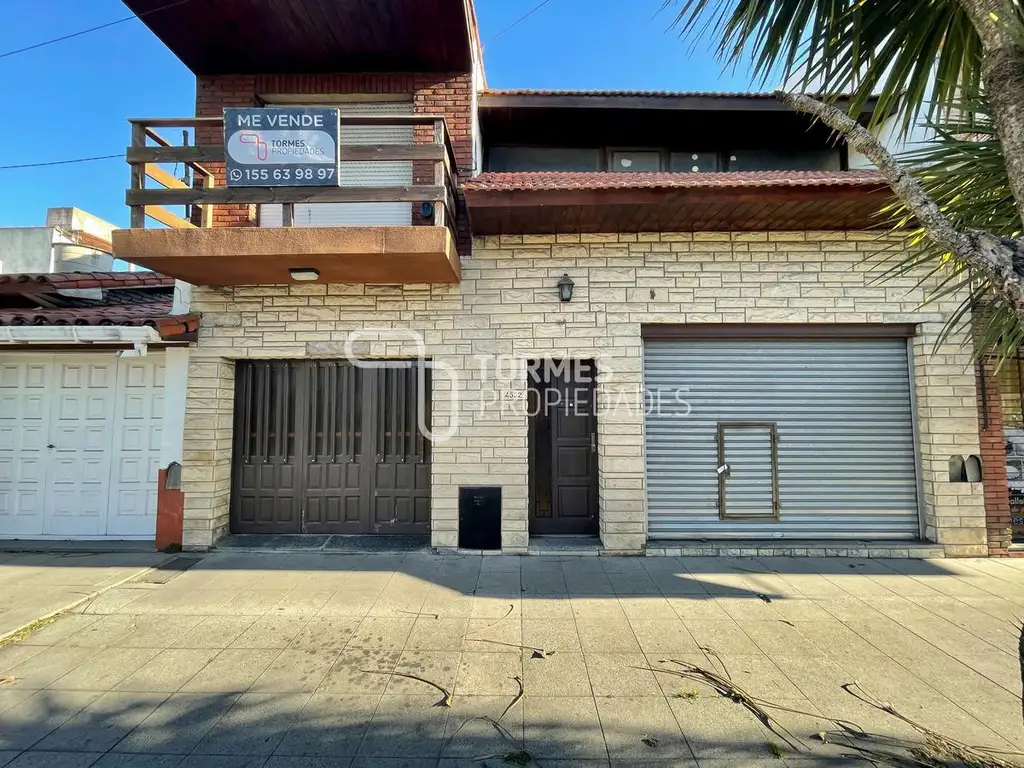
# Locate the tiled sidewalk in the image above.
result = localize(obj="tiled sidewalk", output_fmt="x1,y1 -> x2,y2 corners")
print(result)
1,551 -> 1022,766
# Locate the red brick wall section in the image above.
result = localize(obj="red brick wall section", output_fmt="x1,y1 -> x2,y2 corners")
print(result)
194,72 -> 475,228
977,360 -> 1015,555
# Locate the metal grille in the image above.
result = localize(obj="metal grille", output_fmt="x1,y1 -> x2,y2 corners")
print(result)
643,338 -> 920,540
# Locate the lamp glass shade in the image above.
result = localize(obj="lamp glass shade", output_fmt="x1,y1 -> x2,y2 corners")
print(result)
557,273 -> 574,302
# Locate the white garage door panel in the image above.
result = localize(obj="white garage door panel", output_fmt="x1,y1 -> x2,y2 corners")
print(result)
0,353 -> 165,539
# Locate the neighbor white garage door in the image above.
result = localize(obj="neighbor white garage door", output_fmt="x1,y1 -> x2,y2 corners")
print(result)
0,353 -> 164,539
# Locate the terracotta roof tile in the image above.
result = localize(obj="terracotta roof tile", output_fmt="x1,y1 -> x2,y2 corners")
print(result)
0,272 -> 196,340
482,89 -> 777,98
462,170 -> 886,192
0,271 -> 174,291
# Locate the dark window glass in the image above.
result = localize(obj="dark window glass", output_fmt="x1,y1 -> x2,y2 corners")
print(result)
609,150 -> 661,172
726,149 -> 842,172
669,152 -> 721,172
488,146 -> 602,172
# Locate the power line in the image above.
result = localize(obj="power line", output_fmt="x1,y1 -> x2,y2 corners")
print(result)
0,0 -> 196,60
0,154 -> 122,170
485,0 -> 558,45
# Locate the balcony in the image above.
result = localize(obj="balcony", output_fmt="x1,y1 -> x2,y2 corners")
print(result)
111,116 -> 462,286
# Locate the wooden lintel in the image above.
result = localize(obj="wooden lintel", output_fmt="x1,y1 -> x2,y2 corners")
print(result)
128,185 -> 446,207
144,206 -> 196,229
463,184 -> 890,209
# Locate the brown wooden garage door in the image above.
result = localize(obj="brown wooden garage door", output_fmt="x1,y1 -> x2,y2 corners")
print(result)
230,360 -> 430,535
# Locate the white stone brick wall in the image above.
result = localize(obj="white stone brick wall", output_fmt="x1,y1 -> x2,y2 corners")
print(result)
181,231 -> 987,555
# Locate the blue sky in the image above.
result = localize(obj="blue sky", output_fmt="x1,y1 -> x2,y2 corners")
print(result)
0,0 -> 758,228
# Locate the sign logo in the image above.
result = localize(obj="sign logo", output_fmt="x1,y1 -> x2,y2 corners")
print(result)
223,107 -> 340,188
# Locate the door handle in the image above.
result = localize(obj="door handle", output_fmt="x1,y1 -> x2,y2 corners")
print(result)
46,444 -> 55,449
717,463 -> 730,476
590,432 -> 596,452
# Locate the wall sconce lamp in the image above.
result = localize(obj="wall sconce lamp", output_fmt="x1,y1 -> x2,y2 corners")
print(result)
557,273 -> 575,302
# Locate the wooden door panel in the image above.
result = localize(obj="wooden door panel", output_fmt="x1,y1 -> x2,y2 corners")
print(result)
231,361 -> 302,534
231,359 -> 431,536
531,360 -> 599,535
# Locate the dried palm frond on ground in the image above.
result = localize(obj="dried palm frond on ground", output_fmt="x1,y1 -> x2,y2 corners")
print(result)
645,659 -> 1024,768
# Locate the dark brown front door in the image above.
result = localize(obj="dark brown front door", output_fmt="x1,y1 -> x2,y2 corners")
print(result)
231,360 -> 430,535
529,360 -> 599,535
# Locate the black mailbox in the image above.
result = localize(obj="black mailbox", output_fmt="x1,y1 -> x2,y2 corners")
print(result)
459,486 -> 502,550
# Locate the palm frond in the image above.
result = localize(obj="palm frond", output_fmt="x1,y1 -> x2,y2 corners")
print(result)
879,97 -> 1023,363
663,0 -> 1024,135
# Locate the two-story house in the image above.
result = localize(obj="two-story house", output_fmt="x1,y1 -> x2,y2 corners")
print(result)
104,0 -> 986,556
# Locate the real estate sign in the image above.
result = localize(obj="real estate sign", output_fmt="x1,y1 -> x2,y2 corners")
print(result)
224,107 -> 340,187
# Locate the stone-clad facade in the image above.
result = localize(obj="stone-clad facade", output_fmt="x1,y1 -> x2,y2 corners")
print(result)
182,230 -> 987,555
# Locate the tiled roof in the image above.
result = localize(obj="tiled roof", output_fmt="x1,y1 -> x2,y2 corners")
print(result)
0,272 -> 197,340
462,170 -> 886,192
482,89 -> 776,98
0,272 -> 174,290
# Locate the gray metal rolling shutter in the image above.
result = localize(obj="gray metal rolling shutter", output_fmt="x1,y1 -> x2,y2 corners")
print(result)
643,337 -> 920,539
261,101 -> 414,227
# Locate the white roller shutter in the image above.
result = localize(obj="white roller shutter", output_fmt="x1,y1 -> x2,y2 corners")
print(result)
261,101 -> 414,228
643,337 -> 920,540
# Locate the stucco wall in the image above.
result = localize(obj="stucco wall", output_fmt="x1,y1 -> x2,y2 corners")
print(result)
182,231 -> 986,555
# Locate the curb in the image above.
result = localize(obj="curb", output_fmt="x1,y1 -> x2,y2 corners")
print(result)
0,554 -> 176,646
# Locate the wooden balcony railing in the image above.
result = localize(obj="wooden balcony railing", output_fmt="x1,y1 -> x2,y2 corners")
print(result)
125,115 -> 460,239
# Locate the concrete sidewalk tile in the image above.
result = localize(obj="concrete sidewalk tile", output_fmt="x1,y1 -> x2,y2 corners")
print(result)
114,616 -> 205,650
575,620 -> 640,655
461,619 -> 522,653
192,692 -> 307,756
179,649 -> 281,694
596,695 -> 693,761
274,693 -> 377,757
32,691 -> 167,753
0,754 -> 17,768
15,615 -> 100,647
440,694 -> 524,758
91,755 -> 185,767
316,649 -> 400,695
177,754 -> 268,767
669,696 -> 776,761
56,616 -> 140,648
522,651 -> 592,697
584,653 -> 661,697
523,696 -> 607,760
170,617 -> 259,650
678,620 -> 759,656
628,620 -> 700,656
4,646 -> 101,690
3,753 -> 102,768
115,649 -> 220,693
618,597 -> 678,621
0,644 -> 47,673
228,616 -> 310,650
522,619 -> 582,654
249,650 -> 338,694
520,599 -> 575,620
385,651 -> 460,696
569,599 -> 627,622
455,652 -> 522,696
711,655 -> 804,699
403,618 -> 469,652
665,598 -> 731,622
47,648 -> 161,692
0,688 -> 37,717
344,619 -> 414,652
110,692 -> 242,755
265,758 -> 352,768
0,690 -> 102,750
356,694 -> 449,758
288,617 -> 360,653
